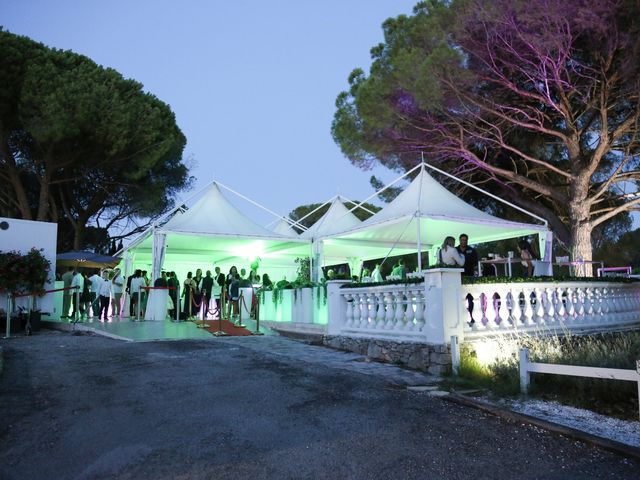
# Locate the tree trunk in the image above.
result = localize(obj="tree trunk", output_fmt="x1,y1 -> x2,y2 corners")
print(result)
570,222 -> 593,277
568,173 -> 594,276
73,223 -> 85,250
1,135 -> 32,219
36,167 -> 52,221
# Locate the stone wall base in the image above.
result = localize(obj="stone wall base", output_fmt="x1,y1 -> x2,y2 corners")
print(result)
323,335 -> 451,375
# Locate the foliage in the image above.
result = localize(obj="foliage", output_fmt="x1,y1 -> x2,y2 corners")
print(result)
342,273 -> 638,289
0,248 -> 51,294
594,227 -> 640,270
332,0 -> 640,266
460,332 -> 640,419
294,257 -> 311,285
0,29 -> 192,249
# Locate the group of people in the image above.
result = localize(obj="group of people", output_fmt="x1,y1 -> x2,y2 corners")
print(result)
59,266 -> 125,321
177,265 -> 274,323
439,233 -> 537,277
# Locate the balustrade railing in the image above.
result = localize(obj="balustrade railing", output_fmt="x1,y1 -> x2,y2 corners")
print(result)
339,284 -> 427,339
461,281 -> 640,337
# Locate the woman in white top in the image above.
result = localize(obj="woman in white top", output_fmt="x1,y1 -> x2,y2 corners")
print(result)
439,236 -> 465,267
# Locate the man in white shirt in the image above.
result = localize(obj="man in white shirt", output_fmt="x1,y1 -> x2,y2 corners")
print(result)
88,270 -> 103,318
97,270 -> 112,321
129,269 -> 146,320
111,268 -> 124,317
70,269 -> 85,320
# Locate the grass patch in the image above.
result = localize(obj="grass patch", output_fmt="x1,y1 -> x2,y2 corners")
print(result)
456,331 -> 640,419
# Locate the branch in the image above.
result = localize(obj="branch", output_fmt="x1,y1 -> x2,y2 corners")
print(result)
591,197 -> 640,228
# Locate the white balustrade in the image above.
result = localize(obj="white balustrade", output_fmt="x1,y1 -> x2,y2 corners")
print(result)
462,281 -> 640,338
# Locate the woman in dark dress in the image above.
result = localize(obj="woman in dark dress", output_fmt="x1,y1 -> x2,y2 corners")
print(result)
182,272 -> 196,318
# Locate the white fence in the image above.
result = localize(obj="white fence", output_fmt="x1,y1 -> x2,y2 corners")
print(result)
519,348 -> 640,419
255,271 -> 640,346
462,281 -> 640,338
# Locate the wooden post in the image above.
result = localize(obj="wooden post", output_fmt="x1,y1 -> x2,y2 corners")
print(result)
519,348 -> 530,394
451,335 -> 460,376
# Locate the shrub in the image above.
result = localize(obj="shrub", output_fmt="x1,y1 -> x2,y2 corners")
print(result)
0,248 -> 51,295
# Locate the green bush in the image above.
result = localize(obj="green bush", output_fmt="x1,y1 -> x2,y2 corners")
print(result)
0,248 -> 51,294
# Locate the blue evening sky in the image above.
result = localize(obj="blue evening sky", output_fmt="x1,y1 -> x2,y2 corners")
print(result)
2,0 -> 418,228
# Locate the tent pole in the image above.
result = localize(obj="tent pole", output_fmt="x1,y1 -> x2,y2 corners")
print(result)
416,214 -> 422,272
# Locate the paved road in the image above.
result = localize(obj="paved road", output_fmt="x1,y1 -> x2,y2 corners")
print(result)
0,331 -> 637,479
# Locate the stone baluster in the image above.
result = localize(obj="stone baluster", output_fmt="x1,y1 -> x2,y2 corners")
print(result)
564,287 -> 575,323
554,286 -> 566,321
384,291 -> 395,330
393,290 -> 406,332
351,293 -> 362,328
582,286 -> 594,324
533,287 -> 545,325
375,291 -> 386,329
590,287 -> 602,319
599,287 -> 611,322
522,286 -> 536,327
414,288 -> 425,332
344,293 -> 354,327
359,292 -> 370,328
403,290 -> 416,331
544,286 -> 556,325
475,292 -> 488,331
495,286 -> 510,330
573,287 -> 585,324
487,291 -> 499,330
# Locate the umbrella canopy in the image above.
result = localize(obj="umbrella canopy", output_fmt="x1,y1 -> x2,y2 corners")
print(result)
56,251 -> 120,269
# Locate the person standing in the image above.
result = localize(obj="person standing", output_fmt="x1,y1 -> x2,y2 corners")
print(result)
440,236 -> 465,267
167,272 -> 178,319
111,267 -> 124,318
371,264 -> 383,282
213,267 -> 225,317
182,272 -> 197,319
129,270 -> 145,319
61,267 -> 74,318
70,269 -> 85,320
518,239 -> 536,277
456,233 -> 479,277
456,233 -> 479,326
97,270 -> 111,321
192,268 -> 203,316
201,270 -> 214,318
88,270 -> 102,318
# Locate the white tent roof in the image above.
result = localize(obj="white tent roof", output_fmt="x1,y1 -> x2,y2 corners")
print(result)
321,166 -> 549,260
300,196 -> 362,240
159,182 -> 292,240
271,218 -> 300,237
125,182 -> 306,275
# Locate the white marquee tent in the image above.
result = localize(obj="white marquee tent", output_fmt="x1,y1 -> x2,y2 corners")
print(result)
314,164 -> 552,272
122,182 -> 308,282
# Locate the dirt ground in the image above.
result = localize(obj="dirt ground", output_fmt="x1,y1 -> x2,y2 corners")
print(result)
0,330 -> 638,480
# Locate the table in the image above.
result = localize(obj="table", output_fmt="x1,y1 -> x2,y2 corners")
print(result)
554,260 -> 604,277
478,257 -> 520,277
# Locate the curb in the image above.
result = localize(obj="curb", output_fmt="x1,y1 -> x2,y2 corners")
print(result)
443,392 -> 640,461
43,320 -> 134,342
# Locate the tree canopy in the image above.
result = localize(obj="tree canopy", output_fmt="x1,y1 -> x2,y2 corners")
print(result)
332,0 -> 640,265
0,29 -> 192,250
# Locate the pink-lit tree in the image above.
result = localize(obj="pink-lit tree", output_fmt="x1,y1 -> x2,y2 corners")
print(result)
333,0 -> 640,269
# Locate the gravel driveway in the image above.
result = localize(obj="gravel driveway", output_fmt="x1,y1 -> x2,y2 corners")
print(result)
0,330 -> 637,479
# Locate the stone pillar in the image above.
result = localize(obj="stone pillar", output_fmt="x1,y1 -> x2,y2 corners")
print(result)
326,280 -> 352,336
422,268 -> 464,344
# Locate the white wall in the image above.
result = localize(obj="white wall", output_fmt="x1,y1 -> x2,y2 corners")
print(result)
0,217 -> 57,313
